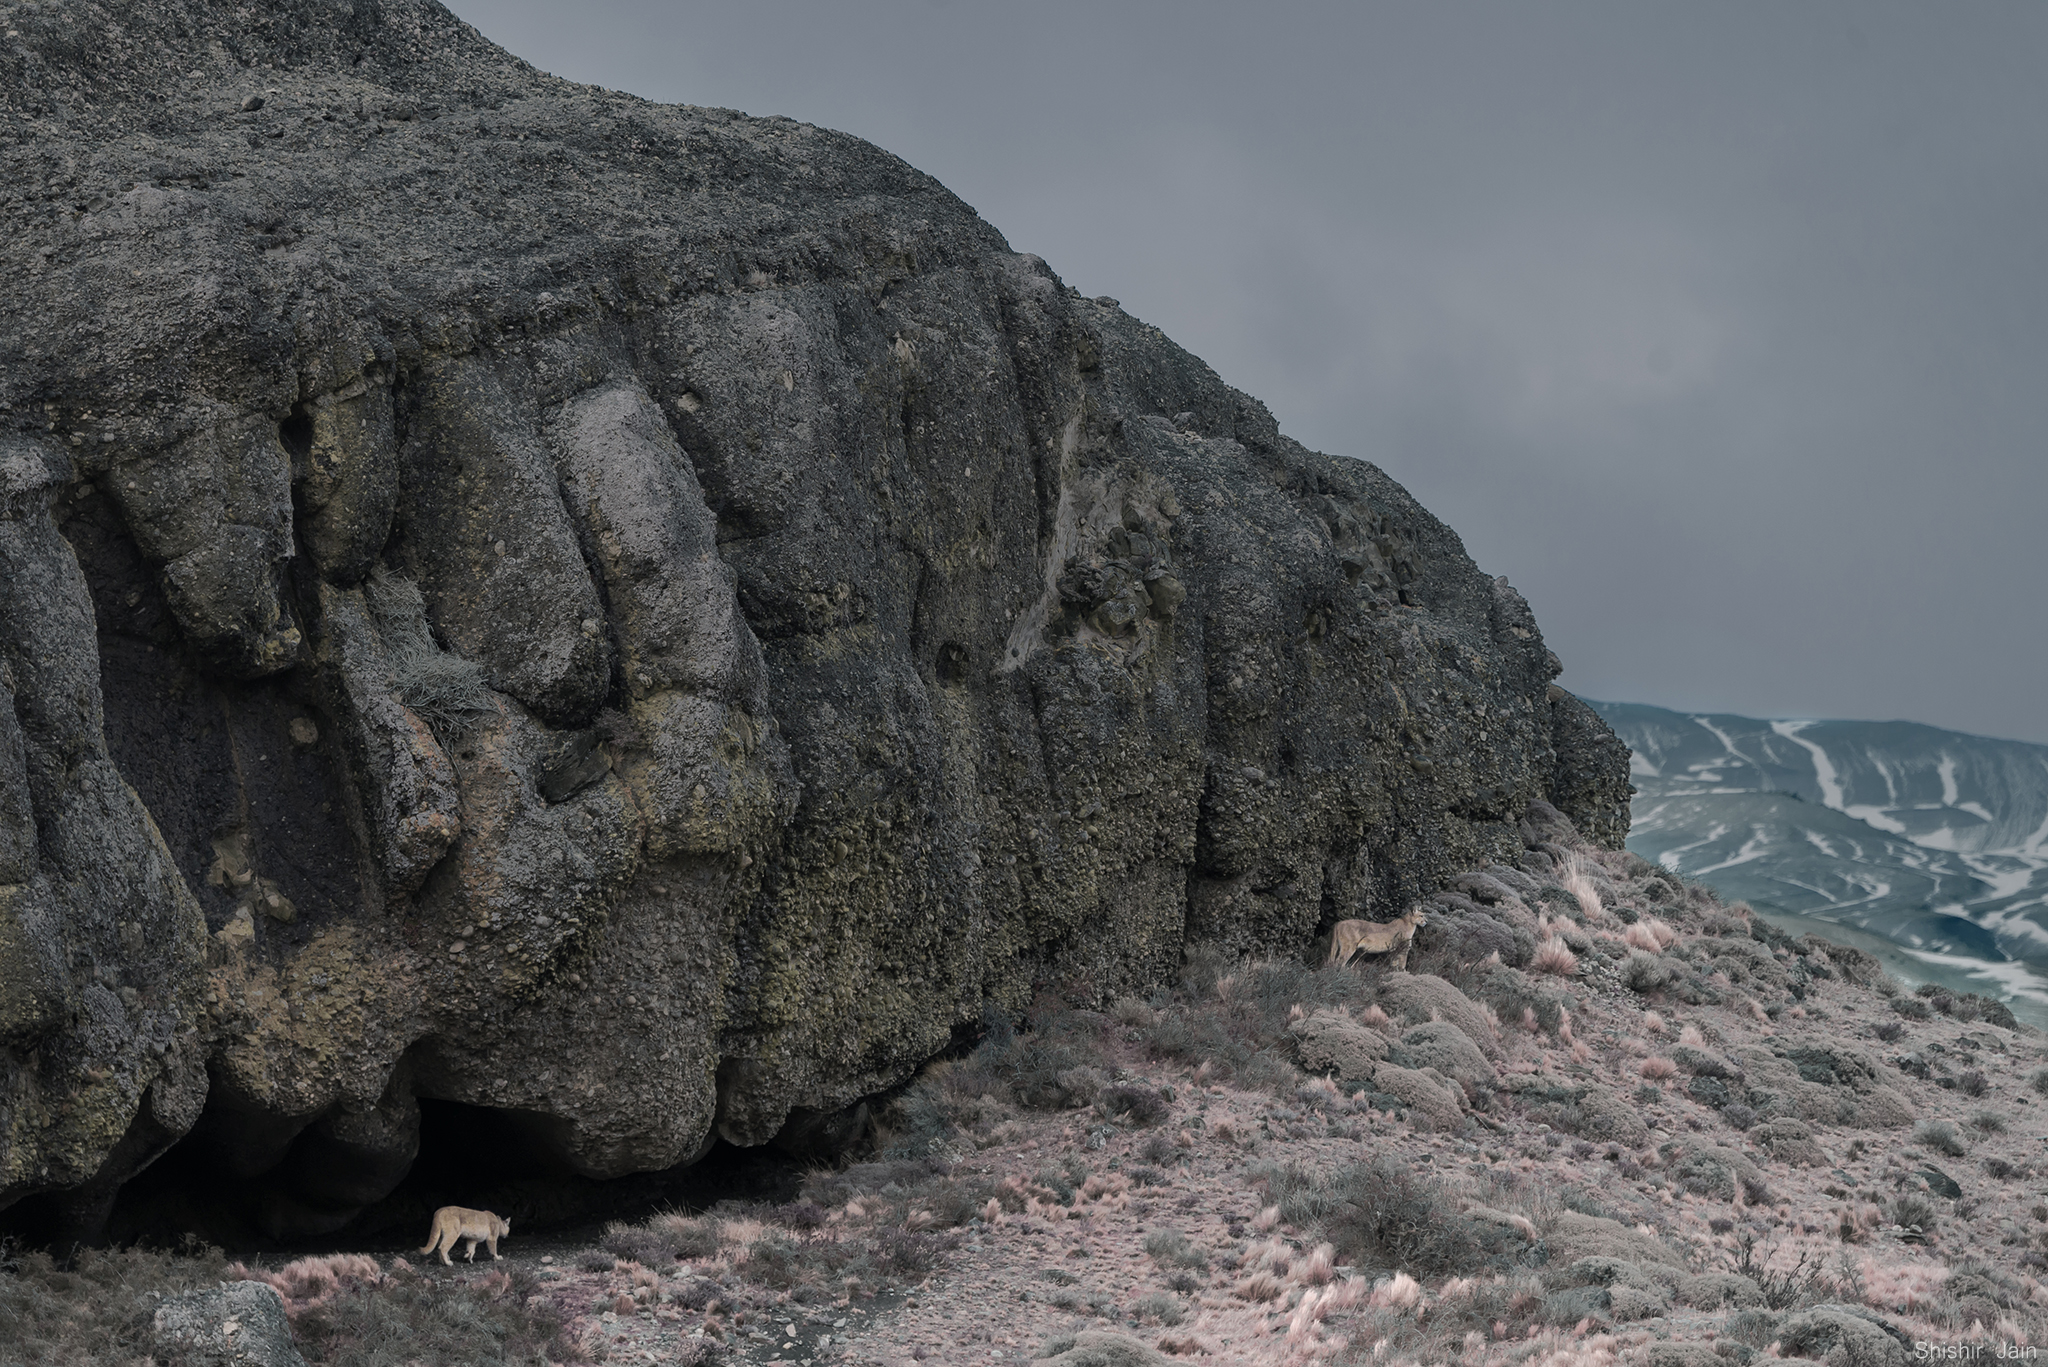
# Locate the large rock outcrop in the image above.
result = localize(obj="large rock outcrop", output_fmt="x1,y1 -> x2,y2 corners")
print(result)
0,0 -> 1630,1238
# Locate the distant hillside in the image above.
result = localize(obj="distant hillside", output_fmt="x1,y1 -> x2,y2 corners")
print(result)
1591,701 -> 2048,1013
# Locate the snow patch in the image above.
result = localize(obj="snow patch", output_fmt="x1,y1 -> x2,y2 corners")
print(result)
1772,720 -> 1843,808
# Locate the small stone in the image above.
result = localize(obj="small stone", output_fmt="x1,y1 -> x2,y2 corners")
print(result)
288,717 -> 319,745
240,94 -> 265,112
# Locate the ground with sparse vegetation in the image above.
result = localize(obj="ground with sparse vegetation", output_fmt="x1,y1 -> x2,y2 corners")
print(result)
9,802 -> 2048,1367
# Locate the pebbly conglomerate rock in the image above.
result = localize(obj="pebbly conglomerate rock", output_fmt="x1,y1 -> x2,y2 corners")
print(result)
0,0 -> 1631,1238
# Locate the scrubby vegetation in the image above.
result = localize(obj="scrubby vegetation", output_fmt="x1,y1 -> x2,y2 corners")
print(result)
15,807 -> 2048,1367
0,1241 -> 576,1367
0,1238 -> 235,1367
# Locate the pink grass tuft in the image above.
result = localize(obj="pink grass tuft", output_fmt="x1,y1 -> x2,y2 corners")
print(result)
1368,1271 -> 1423,1310
1639,1056 -> 1678,1080
1532,937 -> 1578,977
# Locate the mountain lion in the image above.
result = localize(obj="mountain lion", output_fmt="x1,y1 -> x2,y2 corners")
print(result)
1326,906 -> 1427,970
420,1206 -> 511,1264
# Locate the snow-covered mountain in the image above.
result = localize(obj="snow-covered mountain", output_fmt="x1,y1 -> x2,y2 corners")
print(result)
1591,701 -> 2048,1016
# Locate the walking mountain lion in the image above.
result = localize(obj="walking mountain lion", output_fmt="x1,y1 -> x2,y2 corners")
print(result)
420,1206 -> 511,1264
1326,906 -> 1428,970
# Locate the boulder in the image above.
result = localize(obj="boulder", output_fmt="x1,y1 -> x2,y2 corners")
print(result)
0,0 -> 1631,1229
151,1282 -> 307,1367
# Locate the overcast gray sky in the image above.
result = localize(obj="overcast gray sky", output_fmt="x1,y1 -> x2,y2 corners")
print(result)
446,1 -> 2048,744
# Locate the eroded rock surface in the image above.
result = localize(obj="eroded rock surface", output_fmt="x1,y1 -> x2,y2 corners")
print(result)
0,0 -> 1629,1235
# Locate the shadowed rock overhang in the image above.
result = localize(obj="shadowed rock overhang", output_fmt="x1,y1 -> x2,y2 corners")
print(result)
0,0 -> 1631,1242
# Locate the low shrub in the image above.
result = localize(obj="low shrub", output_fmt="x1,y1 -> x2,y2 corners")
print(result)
1874,1020 -> 1906,1042
600,1222 -> 679,1268
1914,1120 -> 1968,1157
1142,1229 -> 1210,1271
0,1240 -> 235,1367
1893,996 -> 1933,1020
1969,1110 -> 2008,1135
1958,1070 -> 1989,1098
1140,1133 -> 1180,1166
1096,1084 -> 1169,1126
288,1260 -> 575,1365
1130,1290 -> 1185,1326
1623,951 -> 1675,994
1267,1156 -> 1532,1279
1729,1233 -> 1833,1311
1889,1193 -> 1938,1234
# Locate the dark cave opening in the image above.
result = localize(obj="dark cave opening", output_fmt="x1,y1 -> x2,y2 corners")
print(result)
3,1097 -> 817,1257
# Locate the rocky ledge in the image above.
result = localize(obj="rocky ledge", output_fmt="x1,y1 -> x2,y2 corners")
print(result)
0,0 -> 1629,1241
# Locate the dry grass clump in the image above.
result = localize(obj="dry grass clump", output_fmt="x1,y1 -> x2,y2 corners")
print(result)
280,1258 -> 577,1365
0,1238 -> 234,1366
1531,937 -> 1578,977
1914,1120 -> 1969,1157
1621,916 -> 1679,952
598,1156 -> 994,1313
366,568 -> 496,738
1638,1056 -> 1679,1081
0,1239 -> 577,1367
1143,1228 -> 1210,1271
1559,854 -> 1608,922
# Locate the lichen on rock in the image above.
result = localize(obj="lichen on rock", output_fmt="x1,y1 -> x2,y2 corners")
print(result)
0,0 -> 1631,1234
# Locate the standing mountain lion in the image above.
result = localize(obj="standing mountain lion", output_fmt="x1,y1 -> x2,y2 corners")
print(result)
420,1206 -> 511,1264
1326,906 -> 1428,970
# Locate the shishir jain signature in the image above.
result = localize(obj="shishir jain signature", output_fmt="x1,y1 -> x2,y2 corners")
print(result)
1915,1345 -> 2040,1361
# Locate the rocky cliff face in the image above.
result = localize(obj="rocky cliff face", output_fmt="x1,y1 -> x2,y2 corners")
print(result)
0,0 -> 1631,1241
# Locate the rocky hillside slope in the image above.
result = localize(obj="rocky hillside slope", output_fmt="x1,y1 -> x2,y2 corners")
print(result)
0,0 -> 1629,1243
16,803 -> 2042,1367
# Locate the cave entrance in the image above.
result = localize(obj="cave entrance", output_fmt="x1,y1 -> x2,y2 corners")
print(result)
58,1098 -> 815,1257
